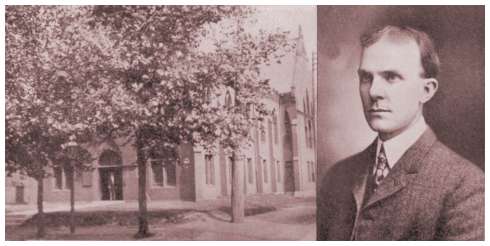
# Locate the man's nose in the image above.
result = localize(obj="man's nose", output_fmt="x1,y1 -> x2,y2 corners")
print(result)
369,76 -> 385,99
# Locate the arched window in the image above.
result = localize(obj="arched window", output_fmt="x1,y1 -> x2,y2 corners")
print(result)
263,159 -> 268,183
272,110 -> 278,144
205,154 -> 215,185
284,111 -> 292,137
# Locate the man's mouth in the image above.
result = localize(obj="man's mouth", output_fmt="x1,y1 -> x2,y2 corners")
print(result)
369,108 -> 391,113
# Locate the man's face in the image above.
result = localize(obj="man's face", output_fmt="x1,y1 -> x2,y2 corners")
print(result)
358,36 -> 427,139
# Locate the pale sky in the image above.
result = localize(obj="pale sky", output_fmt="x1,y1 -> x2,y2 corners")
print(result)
200,6 -> 317,93
252,6 -> 317,58
251,6 -> 317,92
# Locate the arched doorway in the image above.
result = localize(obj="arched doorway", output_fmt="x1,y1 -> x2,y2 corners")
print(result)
99,150 -> 123,200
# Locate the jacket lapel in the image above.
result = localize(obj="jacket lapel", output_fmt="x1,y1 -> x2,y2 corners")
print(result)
352,141 -> 376,213
363,128 -> 438,209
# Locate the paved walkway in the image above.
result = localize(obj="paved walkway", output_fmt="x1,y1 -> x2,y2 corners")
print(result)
6,201 -> 126,216
6,194 -> 316,240
162,205 -> 316,240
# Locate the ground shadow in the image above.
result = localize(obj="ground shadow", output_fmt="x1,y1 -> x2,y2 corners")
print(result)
21,205 -> 277,228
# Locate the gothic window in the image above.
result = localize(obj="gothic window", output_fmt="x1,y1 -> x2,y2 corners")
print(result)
273,111 -> 278,144
205,154 -> 215,185
284,112 -> 292,137
263,159 -> 268,183
276,161 -> 281,182
247,158 -> 253,184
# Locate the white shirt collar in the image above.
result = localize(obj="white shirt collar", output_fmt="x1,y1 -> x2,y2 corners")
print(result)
375,116 -> 428,170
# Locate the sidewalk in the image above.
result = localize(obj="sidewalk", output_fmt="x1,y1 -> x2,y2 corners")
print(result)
6,194 -> 314,216
6,194 -> 316,240
6,201 -> 126,216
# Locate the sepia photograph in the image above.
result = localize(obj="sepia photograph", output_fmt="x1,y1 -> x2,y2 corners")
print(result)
316,5 -> 484,240
4,3 -> 487,243
5,5 -> 317,240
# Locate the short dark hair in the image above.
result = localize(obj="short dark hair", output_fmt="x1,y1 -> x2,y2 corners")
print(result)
360,25 -> 440,79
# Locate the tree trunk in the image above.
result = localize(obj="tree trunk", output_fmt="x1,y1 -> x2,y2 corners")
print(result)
36,176 -> 45,238
70,163 -> 75,234
135,133 -> 150,238
231,150 -> 245,223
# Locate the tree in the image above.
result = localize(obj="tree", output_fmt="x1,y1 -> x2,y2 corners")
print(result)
91,5 -> 292,236
89,6 -> 287,233
7,5 -> 293,239
192,13 -> 293,222
56,139 -> 93,234
6,6 -> 111,237
89,6 -> 244,237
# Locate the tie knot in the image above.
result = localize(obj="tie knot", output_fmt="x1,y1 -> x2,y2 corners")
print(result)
378,144 -> 387,166
373,143 -> 389,187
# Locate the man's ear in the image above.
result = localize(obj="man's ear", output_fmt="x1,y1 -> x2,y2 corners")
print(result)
421,78 -> 438,103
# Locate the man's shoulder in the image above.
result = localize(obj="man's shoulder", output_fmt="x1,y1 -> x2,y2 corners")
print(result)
332,150 -> 369,172
319,146 -> 373,186
421,140 -> 483,185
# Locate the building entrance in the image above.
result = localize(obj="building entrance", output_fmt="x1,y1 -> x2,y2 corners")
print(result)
98,149 -> 124,200
99,168 -> 123,200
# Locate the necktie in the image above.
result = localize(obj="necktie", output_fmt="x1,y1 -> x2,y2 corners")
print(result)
374,144 -> 389,188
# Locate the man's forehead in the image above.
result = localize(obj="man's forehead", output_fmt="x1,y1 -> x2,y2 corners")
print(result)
359,36 -> 423,73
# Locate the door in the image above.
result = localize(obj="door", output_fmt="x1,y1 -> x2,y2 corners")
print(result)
99,168 -> 123,200
98,149 -> 124,201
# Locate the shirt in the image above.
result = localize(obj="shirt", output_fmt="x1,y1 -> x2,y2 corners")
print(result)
374,116 -> 428,174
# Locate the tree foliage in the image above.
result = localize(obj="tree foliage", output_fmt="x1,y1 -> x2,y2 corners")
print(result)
6,6 -> 110,177
6,5 -> 294,236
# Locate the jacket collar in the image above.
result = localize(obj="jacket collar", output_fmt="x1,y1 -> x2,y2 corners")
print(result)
352,127 -> 438,210
351,139 -> 377,213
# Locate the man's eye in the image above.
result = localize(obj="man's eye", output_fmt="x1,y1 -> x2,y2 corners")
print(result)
384,72 -> 401,82
359,72 -> 372,84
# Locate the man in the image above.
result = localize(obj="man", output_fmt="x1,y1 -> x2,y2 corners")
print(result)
317,25 -> 484,240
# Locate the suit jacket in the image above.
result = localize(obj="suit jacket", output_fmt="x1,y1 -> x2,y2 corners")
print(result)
317,128 -> 484,240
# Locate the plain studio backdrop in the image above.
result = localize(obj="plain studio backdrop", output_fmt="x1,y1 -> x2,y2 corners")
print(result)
316,6 -> 484,176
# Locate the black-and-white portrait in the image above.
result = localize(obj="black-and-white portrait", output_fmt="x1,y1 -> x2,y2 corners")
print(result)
316,6 -> 484,240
